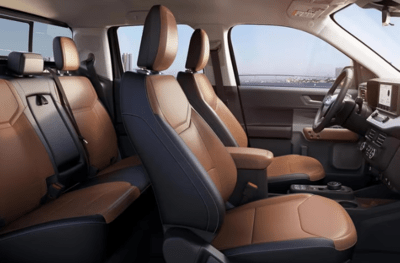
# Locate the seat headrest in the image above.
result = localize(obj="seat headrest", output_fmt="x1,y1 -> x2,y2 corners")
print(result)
185,29 -> 210,72
137,5 -> 178,72
7,52 -> 44,75
53,37 -> 80,71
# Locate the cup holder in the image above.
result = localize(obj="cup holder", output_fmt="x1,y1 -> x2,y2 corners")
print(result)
339,201 -> 358,209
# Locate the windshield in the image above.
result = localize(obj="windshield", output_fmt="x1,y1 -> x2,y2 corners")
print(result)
335,4 -> 400,71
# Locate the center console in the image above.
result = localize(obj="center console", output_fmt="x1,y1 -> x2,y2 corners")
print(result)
291,182 -> 354,199
358,79 -> 400,192
290,182 -> 359,208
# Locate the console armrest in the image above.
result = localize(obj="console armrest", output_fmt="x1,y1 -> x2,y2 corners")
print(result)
226,147 -> 274,170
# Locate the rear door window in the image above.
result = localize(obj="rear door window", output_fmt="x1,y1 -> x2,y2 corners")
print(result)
0,17 -> 71,60
33,22 -> 72,61
0,18 -> 29,56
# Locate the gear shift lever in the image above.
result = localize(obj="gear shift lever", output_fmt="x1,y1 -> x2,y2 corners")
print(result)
327,181 -> 342,190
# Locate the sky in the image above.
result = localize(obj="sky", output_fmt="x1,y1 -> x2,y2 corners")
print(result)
118,23 -> 350,78
0,18 -> 71,61
117,4 -> 400,78
231,25 -> 351,77
335,4 -> 400,71
1,4 -> 399,76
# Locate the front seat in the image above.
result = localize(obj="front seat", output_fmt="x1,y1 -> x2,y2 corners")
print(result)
120,5 -> 356,263
177,29 -> 325,190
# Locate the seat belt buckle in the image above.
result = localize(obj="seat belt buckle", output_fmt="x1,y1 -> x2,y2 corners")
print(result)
47,183 -> 64,200
79,135 -> 88,145
241,182 -> 259,204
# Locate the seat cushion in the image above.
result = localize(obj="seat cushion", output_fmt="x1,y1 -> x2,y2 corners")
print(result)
98,155 -> 142,176
0,182 -> 139,235
212,194 -> 356,252
267,155 -> 325,182
80,155 -> 150,193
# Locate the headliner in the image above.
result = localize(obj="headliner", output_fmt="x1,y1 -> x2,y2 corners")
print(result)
0,0 -> 354,28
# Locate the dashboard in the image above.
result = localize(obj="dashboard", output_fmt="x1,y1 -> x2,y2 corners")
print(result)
360,79 -> 400,191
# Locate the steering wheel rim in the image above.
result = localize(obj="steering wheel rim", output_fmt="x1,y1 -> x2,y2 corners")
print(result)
312,67 -> 354,133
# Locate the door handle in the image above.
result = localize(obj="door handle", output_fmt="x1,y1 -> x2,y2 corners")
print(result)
301,95 -> 323,106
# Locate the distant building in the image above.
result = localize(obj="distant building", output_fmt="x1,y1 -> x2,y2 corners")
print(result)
122,53 -> 133,72
335,67 -> 343,78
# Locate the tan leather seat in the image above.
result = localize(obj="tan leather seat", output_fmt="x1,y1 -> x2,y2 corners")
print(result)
213,194 -> 356,251
52,37 -> 149,192
0,77 -> 139,263
177,29 -> 325,189
120,5 -> 356,263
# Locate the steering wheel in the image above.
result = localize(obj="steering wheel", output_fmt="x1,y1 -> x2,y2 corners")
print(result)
313,67 -> 354,133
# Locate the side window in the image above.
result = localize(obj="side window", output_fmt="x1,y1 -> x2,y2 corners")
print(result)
33,22 -> 72,61
117,24 -> 194,76
0,17 -> 71,60
231,25 -> 351,88
0,18 -> 29,56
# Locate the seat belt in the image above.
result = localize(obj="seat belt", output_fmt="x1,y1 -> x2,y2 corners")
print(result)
210,48 -> 228,105
47,68 -> 96,177
83,53 -> 112,114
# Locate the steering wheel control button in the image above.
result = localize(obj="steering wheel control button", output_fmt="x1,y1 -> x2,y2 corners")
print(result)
368,148 -> 376,159
360,142 -> 367,151
327,181 -> 342,190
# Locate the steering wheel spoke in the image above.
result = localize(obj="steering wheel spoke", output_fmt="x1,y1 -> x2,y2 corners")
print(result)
313,67 -> 354,133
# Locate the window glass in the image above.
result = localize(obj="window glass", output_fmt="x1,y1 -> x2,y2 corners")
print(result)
0,18 -> 29,56
231,25 -> 351,88
335,4 -> 400,71
118,25 -> 194,76
33,22 -> 72,61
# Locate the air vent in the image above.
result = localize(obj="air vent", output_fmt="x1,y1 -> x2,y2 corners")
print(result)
375,133 -> 387,147
366,129 -> 376,140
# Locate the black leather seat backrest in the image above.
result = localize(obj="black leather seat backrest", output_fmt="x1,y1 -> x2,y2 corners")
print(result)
177,29 -> 249,148
120,5 -> 240,241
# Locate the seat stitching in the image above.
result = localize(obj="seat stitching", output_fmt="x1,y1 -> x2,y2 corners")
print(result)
148,76 -> 190,132
251,208 -> 256,244
297,195 -> 320,238
191,119 -> 222,191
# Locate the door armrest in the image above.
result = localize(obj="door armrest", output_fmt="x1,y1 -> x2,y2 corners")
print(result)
226,147 -> 274,170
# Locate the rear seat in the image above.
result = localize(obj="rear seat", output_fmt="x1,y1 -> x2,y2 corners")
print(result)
0,52 -> 148,263
52,36 -> 149,192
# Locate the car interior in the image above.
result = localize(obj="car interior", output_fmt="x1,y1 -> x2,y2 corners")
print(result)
1,0 -> 400,262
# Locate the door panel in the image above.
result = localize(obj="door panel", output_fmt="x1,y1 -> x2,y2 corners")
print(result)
240,86 -> 327,139
239,85 -> 367,188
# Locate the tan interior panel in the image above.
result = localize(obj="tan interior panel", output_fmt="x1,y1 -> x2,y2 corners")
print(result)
303,127 -> 359,142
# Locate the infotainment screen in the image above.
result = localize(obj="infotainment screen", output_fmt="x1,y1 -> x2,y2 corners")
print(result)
379,84 -> 392,107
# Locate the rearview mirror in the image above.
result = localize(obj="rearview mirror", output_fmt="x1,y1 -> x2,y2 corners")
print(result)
382,7 -> 392,26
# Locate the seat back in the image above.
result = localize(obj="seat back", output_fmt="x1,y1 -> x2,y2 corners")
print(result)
53,37 -> 119,171
121,5 -> 237,239
177,29 -> 248,147
0,55 -> 54,226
